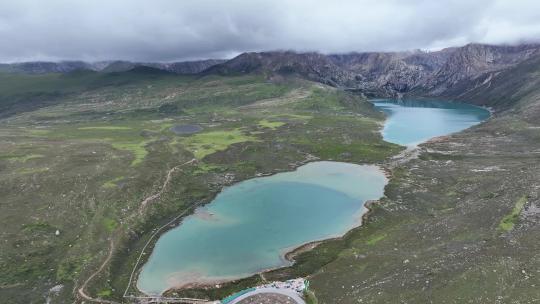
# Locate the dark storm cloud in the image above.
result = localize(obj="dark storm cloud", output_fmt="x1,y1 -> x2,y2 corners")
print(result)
1,0 -> 539,62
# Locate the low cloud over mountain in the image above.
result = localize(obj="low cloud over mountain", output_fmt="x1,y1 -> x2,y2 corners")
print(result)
1,0 -> 540,62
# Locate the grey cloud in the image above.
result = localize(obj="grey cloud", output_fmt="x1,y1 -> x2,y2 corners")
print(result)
1,0 -> 539,62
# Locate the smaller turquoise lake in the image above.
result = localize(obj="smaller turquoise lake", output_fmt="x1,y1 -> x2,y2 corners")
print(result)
137,161 -> 387,295
372,99 -> 490,146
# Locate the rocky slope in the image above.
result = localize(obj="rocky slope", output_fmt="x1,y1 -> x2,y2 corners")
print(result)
205,43 -> 540,99
327,49 -> 454,94
419,43 -> 540,95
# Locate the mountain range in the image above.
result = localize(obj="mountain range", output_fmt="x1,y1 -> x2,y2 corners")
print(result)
2,43 -> 540,103
0,59 -> 226,75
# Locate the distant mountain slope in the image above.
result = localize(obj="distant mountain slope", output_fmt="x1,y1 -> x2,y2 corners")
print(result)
99,59 -> 226,74
0,59 -> 226,75
203,51 -> 355,87
166,59 -> 226,74
0,61 -> 95,74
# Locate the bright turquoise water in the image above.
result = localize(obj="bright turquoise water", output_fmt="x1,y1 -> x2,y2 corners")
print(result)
137,161 -> 387,295
372,99 -> 490,146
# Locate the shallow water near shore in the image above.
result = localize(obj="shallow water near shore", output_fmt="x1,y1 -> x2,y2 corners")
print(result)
137,161 -> 387,295
372,99 -> 490,146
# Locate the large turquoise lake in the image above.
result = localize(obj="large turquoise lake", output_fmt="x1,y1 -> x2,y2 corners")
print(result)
137,161 -> 387,295
372,99 -> 490,146
137,99 -> 490,295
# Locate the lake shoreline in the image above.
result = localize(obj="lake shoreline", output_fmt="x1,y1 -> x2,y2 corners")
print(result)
370,98 -> 491,146
130,154 -> 325,296
137,161 -> 388,296
157,197 -> 384,296
284,198 -> 380,262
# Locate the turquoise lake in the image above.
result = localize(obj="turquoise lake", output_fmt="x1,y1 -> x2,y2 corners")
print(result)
137,161 -> 387,295
372,99 -> 490,146
137,99 -> 490,295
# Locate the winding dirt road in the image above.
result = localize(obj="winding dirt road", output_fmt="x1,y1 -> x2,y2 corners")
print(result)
139,158 -> 197,215
77,238 -> 119,304
77,158 -> 197,303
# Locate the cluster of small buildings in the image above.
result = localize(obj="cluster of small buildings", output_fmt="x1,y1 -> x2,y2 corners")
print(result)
256,278 -> 307,295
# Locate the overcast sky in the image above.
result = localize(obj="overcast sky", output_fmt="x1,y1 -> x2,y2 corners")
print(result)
1,0 -> 539,62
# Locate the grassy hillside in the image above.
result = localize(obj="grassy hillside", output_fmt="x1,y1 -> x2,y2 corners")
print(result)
0,70 -> 400,303
0,68 -> 190,117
